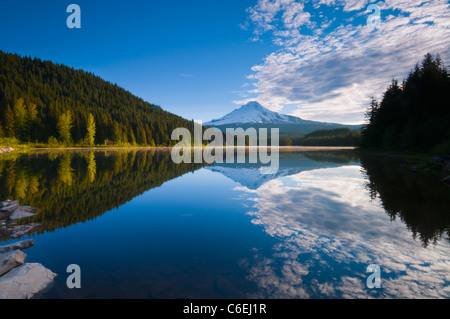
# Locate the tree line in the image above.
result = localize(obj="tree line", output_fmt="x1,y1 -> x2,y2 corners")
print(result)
278,128 -> 361,146
361,53 -> 450,154
0,50 -> 196,147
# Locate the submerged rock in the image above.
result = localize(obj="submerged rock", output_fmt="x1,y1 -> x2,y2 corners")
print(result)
9,207 -> 37,221
0,239 -> 35,253
9,224 -> 40,239
1,201 -> 19,212
433,155 -> 450,171
0,250 -> 26,276
0,263 -> 57,299
0,199 -> 39,239
443,175 -> 450,186
0,211 -> 11,220
0,200 -> 11,208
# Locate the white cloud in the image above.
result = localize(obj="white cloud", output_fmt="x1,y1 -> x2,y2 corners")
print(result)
241,0 -> 450,124
235,165 -> 450,298
342,0 -> 369,12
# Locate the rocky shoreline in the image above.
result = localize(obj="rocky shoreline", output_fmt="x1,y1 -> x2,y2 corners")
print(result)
0,200 -> 40,239
0,147 -> 15,154
433,155 -> 450,186
0,200 -> 57,299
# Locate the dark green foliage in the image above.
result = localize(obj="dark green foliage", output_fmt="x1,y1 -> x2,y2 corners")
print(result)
0,51 -> 195,146
3,105 -> 14,137
304,127 -> 354,138
361,54 -> 450,153
289,128 -> 361,146
279,137 -> 293,146
303,151 -> 360,164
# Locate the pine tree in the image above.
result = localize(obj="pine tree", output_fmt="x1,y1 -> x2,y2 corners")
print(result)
128,126 -> 136,145
361,53 -> 450,153
3,105 -> 15,137
137,127 -> 147,145
112,121 -> 122,145
13,98 -> 28,139
0,50 -> 198,146
85,113 -> 96,146
57,110 -> 74,144
28,102 -> 38,121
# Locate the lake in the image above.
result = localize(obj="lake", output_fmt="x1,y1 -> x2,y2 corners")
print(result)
0,149 -> 449,298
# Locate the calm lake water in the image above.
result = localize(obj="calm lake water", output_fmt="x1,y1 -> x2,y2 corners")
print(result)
0,150 -> 449,299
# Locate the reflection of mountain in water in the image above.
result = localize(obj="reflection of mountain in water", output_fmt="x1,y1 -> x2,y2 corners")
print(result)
0,150 -> 203,240
206,151 -> 360,189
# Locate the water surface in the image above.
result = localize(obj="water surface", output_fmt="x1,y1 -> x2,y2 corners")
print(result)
0,150 -> 449,298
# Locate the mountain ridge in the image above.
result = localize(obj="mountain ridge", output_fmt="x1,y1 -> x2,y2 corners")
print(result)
205,101 -> 361,134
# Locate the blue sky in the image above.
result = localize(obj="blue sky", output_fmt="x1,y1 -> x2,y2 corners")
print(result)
1,0 -> 449,124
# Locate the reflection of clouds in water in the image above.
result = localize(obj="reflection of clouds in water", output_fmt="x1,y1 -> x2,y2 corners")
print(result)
235,166 -> 450,298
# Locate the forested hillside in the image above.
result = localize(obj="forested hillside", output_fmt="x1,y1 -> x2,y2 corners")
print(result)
361,53 -> 450,154
0,51 -> 194,146
279,128 -> 361,146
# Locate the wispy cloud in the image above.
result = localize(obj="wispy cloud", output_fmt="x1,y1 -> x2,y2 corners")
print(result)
235,166 -> 450,298
238,0 -> 450,124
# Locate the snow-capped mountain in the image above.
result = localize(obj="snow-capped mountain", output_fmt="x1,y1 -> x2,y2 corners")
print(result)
205,101 -> 309,126
205,101 -> 361,133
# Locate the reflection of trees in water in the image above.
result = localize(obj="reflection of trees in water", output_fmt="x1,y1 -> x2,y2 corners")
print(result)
58,154 -> 74,186
86,152 -> 96,183
360,153 -> 450,247
303,151 -> 360,164
240,157 -> 450,298
0,150 -> 203,239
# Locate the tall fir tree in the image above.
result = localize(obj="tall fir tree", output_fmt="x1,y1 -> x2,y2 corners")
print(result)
57,110 -> 74,144
85,113 -> 96,146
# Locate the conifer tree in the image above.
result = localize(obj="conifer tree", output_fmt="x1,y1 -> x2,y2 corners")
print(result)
57,110 -> 74,144
3,105 -> 15,137
85,113 -> 96,146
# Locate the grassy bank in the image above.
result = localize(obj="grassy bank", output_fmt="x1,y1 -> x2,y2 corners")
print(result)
0,137 -> 172,151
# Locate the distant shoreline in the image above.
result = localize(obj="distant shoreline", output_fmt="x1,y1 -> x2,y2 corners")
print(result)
1,146 -> 357,153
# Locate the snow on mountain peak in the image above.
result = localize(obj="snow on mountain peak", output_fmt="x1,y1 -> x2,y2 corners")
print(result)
205,101 -> 301,126
204,101 -> 362,133
242,101 -> 264,109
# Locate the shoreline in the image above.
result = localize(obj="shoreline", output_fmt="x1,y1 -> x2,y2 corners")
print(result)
0,200 -> 56,299
2,146 -> 357,153
0,147 -> 15,154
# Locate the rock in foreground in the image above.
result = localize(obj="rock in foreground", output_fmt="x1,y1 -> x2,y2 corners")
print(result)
0,263 -> 57,299
0,239 -> 34,253
0,239 -> 56,299
1,201 -> 19,212
0,250 -> 27,276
